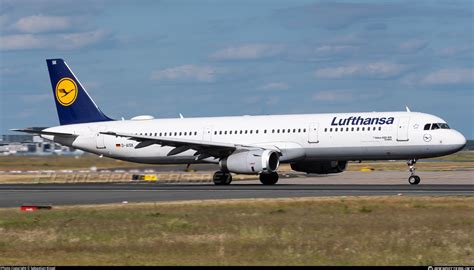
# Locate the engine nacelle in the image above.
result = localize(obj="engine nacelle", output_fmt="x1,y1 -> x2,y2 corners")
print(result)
290,161 -> 347,174
220,150 -> 280,174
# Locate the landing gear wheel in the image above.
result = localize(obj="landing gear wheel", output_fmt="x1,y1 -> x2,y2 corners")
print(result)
406,159 -> 421,185
408,175 -> 420,185
259,172 -> 279,185
213,171 -> 232,185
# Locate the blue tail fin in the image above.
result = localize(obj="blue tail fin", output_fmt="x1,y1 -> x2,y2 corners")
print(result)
46,59 -> 113,125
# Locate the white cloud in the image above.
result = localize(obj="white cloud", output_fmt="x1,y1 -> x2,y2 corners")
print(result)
313,45 -> 358,56
14,15 -> 71,33
312,90 -> 354,102
314,61 -> 407,79
0,34 -> 46,50
0,30 -> 107,51
0,14 -> 8,28
312,89 -> 382,102
258,82 -> 289,91
150,65 -> 218,82
210,43 -> 285,60
56,30 -> 107,49
421,68 -> 474,85
19,94 -> 50,104
436,46 -> 472,57
398,39 -> 428,53
286,44 -> 359,61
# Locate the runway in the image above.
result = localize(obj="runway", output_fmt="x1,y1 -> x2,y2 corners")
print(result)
1,181 -> 473,208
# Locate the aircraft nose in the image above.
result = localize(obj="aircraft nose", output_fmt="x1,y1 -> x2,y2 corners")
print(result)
450,130 -> 467,151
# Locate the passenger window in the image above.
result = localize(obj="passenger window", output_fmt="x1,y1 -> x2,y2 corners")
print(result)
282,129 -> 285,133
303,129 -> 306,132
250,130 -> 253,134
245,130 -> 248,134
256,130 -> 259,134
335,128 -> 338,132
224,131 -> 227,135
298,129 -> 301,133
219,131 -> 222,135
324,128 -> 327,132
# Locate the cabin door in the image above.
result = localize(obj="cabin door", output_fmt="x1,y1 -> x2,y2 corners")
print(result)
308,123 -> 319,143
396,117 -> 410,141
96,126 -> 107,149
203,126 -> 213,141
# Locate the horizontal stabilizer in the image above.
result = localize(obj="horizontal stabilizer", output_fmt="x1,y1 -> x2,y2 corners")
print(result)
10,128 -> 75,137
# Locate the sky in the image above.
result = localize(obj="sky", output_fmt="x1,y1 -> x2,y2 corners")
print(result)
0,0 -> 473,138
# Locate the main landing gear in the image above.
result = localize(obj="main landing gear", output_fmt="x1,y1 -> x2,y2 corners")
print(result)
259,172 -> 279,185
407,159 -> 421,185
213,171 -> 232,185
213,171 -> 280,185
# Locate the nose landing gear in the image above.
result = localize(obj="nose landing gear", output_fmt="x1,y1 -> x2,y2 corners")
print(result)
407,159 -> 420,185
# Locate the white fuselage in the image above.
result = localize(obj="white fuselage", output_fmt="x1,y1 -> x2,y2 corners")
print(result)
43,111 -> 466,168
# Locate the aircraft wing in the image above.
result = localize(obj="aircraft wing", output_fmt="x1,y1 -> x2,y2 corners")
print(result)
101,131 -> 270,159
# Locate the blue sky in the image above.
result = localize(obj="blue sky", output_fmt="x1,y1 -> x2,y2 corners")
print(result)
1,0 -> 473,138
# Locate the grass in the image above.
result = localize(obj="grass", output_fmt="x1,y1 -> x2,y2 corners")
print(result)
0,154 -> 152,171
0,196 -> 473,265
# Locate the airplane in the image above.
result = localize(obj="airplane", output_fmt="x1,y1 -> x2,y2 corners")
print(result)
13,59 -> 467,185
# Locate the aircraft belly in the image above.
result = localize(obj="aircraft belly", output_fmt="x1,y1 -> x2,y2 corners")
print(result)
303,144 -> 457,160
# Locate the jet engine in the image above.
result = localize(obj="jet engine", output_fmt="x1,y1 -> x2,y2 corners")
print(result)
220,150 -> 280,174
290,161 -> 347,174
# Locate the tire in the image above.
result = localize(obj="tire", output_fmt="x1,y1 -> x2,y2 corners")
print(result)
414,175 -> 421,185
260,172 -> 279,185
213,171 -> 232,185
223,173 -> 232,185
408,175 -> 420,185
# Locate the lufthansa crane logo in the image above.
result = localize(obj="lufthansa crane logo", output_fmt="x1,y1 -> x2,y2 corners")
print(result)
55,78 -> 78,106
423,133 -> 432,142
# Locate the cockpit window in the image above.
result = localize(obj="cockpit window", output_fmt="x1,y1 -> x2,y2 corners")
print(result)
439,123 -> 450,129
424,124 -> 431,130
429,123 -> 450,130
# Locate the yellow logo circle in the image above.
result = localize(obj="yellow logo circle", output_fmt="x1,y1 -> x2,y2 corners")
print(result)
55,78 -> 78,106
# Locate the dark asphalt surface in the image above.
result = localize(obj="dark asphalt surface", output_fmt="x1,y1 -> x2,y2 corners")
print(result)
0,182 -> 473,208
